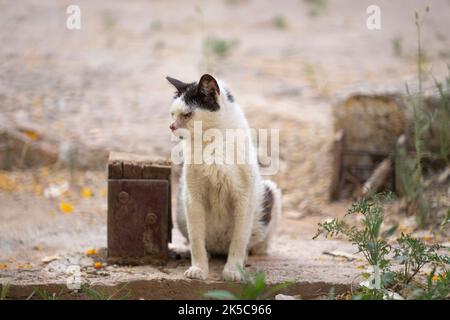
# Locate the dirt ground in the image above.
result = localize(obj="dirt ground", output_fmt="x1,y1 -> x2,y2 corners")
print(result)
1,0 -> 450,295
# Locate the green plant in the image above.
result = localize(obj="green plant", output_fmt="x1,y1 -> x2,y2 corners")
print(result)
393,233 -> 447,284
314,193 -> 393,270
204,37 -> 238,59
352,286 -> 385,300
314,193 -> 395,299
397,6 -> 437,227
204,265 -> 292,300
433,68 -> 450,163
392,36 -> 403,57
80,284 -> 131,300
272,15 -> 287,29
326,287 -> 335,300
304,0 -> 327,18
407,268 -> 450,300
202,36 -> 239,72
1,283 -> 10,300
31,288 -> 66,300
441,209 -> 450,228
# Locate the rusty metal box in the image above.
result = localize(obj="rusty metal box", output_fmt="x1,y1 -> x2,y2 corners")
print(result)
107,152 -> 172,265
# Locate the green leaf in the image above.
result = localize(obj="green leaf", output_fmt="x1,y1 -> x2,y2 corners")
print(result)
204,290 -> 237,300
254,272 -> 266,295
265,281 -> 293,297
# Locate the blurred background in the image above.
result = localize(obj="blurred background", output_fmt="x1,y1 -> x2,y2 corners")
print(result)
0,0 -> 449,270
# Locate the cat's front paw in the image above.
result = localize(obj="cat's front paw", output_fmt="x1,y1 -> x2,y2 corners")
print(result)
222,265 -> 243,282
184,266 -> 208,280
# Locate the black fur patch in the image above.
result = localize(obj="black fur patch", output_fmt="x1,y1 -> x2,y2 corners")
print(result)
226,90 -> 235,103
173,82 -> 195,99
261,185 -> 273,225
182,83 -> 220,112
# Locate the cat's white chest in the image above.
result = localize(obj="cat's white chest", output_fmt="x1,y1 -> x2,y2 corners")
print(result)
200,165 -> 235,253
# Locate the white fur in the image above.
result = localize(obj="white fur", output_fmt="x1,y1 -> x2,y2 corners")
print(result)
171,79 -> 281,281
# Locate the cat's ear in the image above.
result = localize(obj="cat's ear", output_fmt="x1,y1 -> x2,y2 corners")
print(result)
198,74 -> 220,96
166,76 -> 190,93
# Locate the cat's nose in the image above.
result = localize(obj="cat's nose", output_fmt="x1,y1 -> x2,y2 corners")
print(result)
169,123 -> 177,131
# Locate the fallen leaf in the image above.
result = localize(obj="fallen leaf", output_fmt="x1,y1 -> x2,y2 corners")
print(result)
22,130 -> 39,141
60,201 -> 74,214
0,263 -> 7,269
357,265 -> 367,269
81,186 -> 93,198
85,249 -> 97,256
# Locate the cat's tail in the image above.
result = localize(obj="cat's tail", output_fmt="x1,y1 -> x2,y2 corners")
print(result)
250,180 -> 282,255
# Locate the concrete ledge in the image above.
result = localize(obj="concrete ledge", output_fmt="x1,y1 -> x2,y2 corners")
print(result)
0,237 -> 361,300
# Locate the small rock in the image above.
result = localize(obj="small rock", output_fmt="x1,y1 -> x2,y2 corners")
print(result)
285,210 -> 303,220
384,290 -> 404,300
322,250 -> 358,261
41,255 -> 60,264
439,242 -> 450,248
437,167 -> 450,184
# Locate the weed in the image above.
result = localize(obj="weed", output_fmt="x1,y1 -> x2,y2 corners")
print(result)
80,284 -> 131,300
392,36 -> 403,57
352,286 -> 385,300
204,37 -> 238,60
314,192 -> 449,300
314,193 -> 394,270
393,233 -> 447,284
396,6 -> 450,227
327,287 -> 335,300
1,283 -> 10,300
272,15 -> 287,29
433,68 -> 450,163
407,268 -> 449,299
204,265 -> 292,300
31,288 -> 66,300
303,0 -> 327,18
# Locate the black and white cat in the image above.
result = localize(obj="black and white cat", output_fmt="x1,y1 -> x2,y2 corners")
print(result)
167,74 -> 281,281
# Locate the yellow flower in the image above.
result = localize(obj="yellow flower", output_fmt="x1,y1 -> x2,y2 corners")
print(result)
431,274 -> 439,282
94,262 -> 103,269
81,187 -> 93,198
85,249 -> 97,256
22,130 -> 39,141
59,201 -> 73,214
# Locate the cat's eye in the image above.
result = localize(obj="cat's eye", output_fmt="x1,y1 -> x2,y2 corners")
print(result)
182,112 -> 192,119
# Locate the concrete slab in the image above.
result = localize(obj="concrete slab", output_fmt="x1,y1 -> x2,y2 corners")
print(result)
0,228 -> 363,299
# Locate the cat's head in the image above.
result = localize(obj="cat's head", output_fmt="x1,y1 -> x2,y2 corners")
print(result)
166,74 -> 222,134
